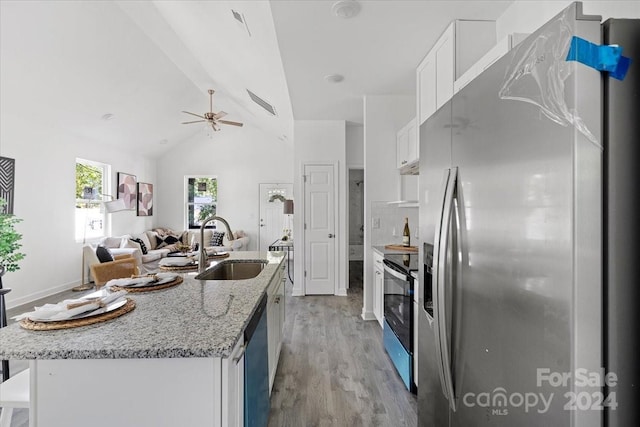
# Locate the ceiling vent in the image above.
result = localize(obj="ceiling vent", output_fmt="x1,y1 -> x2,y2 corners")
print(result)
247,89 -> 277,116
231,9 -> 251,36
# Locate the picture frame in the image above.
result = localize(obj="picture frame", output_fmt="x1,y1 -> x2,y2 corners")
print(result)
137,182 -> 153,216
0,156 -> 16,214
117,172 -> 137,210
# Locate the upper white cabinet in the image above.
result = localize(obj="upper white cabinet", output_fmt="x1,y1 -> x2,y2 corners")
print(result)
396,117 -> 418,174
417,20 -> 496,126
454,33 -> 529,94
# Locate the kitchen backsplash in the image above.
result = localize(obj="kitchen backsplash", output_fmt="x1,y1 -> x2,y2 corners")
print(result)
370,201 -> 419,247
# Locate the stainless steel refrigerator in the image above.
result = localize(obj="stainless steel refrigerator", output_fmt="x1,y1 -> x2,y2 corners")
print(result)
417,3 -> 638,426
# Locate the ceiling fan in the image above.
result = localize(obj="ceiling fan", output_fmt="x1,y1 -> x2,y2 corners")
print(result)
182,89 -> 243,131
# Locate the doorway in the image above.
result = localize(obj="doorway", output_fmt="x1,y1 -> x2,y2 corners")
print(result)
348,169 -> 364,291
258,183 -> 293,252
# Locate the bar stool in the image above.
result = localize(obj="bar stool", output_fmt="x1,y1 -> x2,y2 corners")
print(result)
0,287 -> 30,427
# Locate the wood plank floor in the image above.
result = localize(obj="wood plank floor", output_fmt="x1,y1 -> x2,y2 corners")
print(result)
268,270 -> 417,426
3,261 -> 417,426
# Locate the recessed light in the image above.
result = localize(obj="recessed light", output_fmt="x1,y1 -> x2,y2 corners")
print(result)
331,0 -> 361,19
325,74 -> 345,83
101,113 -> 115,121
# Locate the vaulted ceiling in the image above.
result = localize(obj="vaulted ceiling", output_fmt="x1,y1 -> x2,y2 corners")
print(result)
0,1 -> 514,157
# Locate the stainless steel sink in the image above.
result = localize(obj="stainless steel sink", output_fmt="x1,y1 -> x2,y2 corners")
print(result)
195,261 -> 267,281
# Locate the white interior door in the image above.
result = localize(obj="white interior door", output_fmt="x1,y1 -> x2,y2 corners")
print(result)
259,183 -> 293,252
304,164 -> 336,295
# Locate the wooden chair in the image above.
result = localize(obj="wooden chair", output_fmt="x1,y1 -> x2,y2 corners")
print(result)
82,245 -> 140,288
89,254 -> 139,288
0,288 -> 29,427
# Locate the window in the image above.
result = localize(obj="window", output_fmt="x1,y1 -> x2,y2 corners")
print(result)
75,158 -> 110,241
186,176 -> 218,229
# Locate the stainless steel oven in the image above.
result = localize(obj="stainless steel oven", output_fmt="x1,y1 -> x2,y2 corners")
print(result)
382,253 -> 417,392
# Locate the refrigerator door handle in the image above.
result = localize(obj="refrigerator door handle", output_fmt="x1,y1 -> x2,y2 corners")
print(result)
432,168 -> 452,406
435,167 -> 458,411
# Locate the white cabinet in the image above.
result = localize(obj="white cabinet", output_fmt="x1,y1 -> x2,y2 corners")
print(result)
454,33 -> 530,94
222,336 -> 245,427
413,300 -> 419,387
396,118 -> 418,174
417,20 -> 496,126
267,261 -> 286,392
373,251 -> 384,327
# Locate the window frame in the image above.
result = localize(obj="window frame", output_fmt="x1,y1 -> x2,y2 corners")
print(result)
75,158 -> 112,242
184,175 -> 218,230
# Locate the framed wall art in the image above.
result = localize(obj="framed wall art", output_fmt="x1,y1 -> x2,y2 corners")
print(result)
117,172 -> 137,210
0,156 -> 16,214
137,182 -> 153,216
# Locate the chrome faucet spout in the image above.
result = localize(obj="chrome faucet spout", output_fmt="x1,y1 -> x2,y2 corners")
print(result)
199,216 -> 235,272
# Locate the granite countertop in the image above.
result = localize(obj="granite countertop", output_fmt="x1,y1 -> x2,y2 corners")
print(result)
372,245 -> 418,256
0,251 -> 285,360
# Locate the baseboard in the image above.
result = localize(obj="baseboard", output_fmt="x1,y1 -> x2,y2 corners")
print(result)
361,310 -> 376,321
7,279 -> 81,310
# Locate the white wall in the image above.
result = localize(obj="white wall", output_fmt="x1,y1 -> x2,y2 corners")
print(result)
0,114 -> 156,308
293,120 -> 347,296
154,123 -> 293,250
497,1 -> 640,40
362,95 -> 414,320
346,124 -> 364,167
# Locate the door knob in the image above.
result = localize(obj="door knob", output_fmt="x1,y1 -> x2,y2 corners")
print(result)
328,233 -> 335,238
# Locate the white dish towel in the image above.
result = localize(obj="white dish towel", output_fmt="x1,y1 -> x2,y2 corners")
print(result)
12,290 -> 128,322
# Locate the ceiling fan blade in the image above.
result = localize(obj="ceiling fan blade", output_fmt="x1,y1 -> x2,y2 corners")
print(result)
182,120 -> 206,124
218,120 -> 244,127
182,111 -> 205,119
213,111 -> 227,119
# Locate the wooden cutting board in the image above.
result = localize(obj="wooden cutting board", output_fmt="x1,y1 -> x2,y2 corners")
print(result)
384,244 -> 418,252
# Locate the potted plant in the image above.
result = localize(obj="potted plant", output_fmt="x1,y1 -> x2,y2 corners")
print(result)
0,198 -> 25,283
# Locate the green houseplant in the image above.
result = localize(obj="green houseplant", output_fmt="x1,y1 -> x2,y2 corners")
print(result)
0,198 -> 25,277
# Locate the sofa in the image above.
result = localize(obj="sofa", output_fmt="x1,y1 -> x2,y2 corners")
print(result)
94,228 -> 250,273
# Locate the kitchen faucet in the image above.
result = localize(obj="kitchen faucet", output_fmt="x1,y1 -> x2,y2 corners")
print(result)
199,216 -> 235,272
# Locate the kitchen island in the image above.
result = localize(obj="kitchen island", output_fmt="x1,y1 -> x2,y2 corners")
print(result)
0,251 -> 286,427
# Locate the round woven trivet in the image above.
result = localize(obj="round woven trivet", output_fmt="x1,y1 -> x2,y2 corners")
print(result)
109,277 -> 183,293
19,298 -> 136,331
159,263 -> 200,272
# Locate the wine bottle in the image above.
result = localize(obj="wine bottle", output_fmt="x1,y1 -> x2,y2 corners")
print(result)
402,217 -> 410,247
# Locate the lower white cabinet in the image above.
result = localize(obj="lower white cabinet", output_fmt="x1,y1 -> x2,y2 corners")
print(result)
267,261 -> 286,392
373,251 -> 384,327
222,336 -> 245,427
413,300 -> 419,387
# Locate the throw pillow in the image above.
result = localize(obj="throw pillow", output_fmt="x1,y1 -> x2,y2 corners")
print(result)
156,234 -> 180,249
129,237 -> 148,255
95,245 -> 114,263
211,231 -> 225,246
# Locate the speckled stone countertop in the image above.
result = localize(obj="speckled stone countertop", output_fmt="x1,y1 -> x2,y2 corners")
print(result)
372,245 -> 418,256
0,251 -> 285,360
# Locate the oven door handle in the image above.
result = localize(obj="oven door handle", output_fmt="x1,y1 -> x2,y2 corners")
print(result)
383,263 -> 409,282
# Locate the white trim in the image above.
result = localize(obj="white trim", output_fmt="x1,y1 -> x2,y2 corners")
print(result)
300,161 -> 340,296
184,175 -> 218,230
361,311 -> 376,321
6,279 -> 81,310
